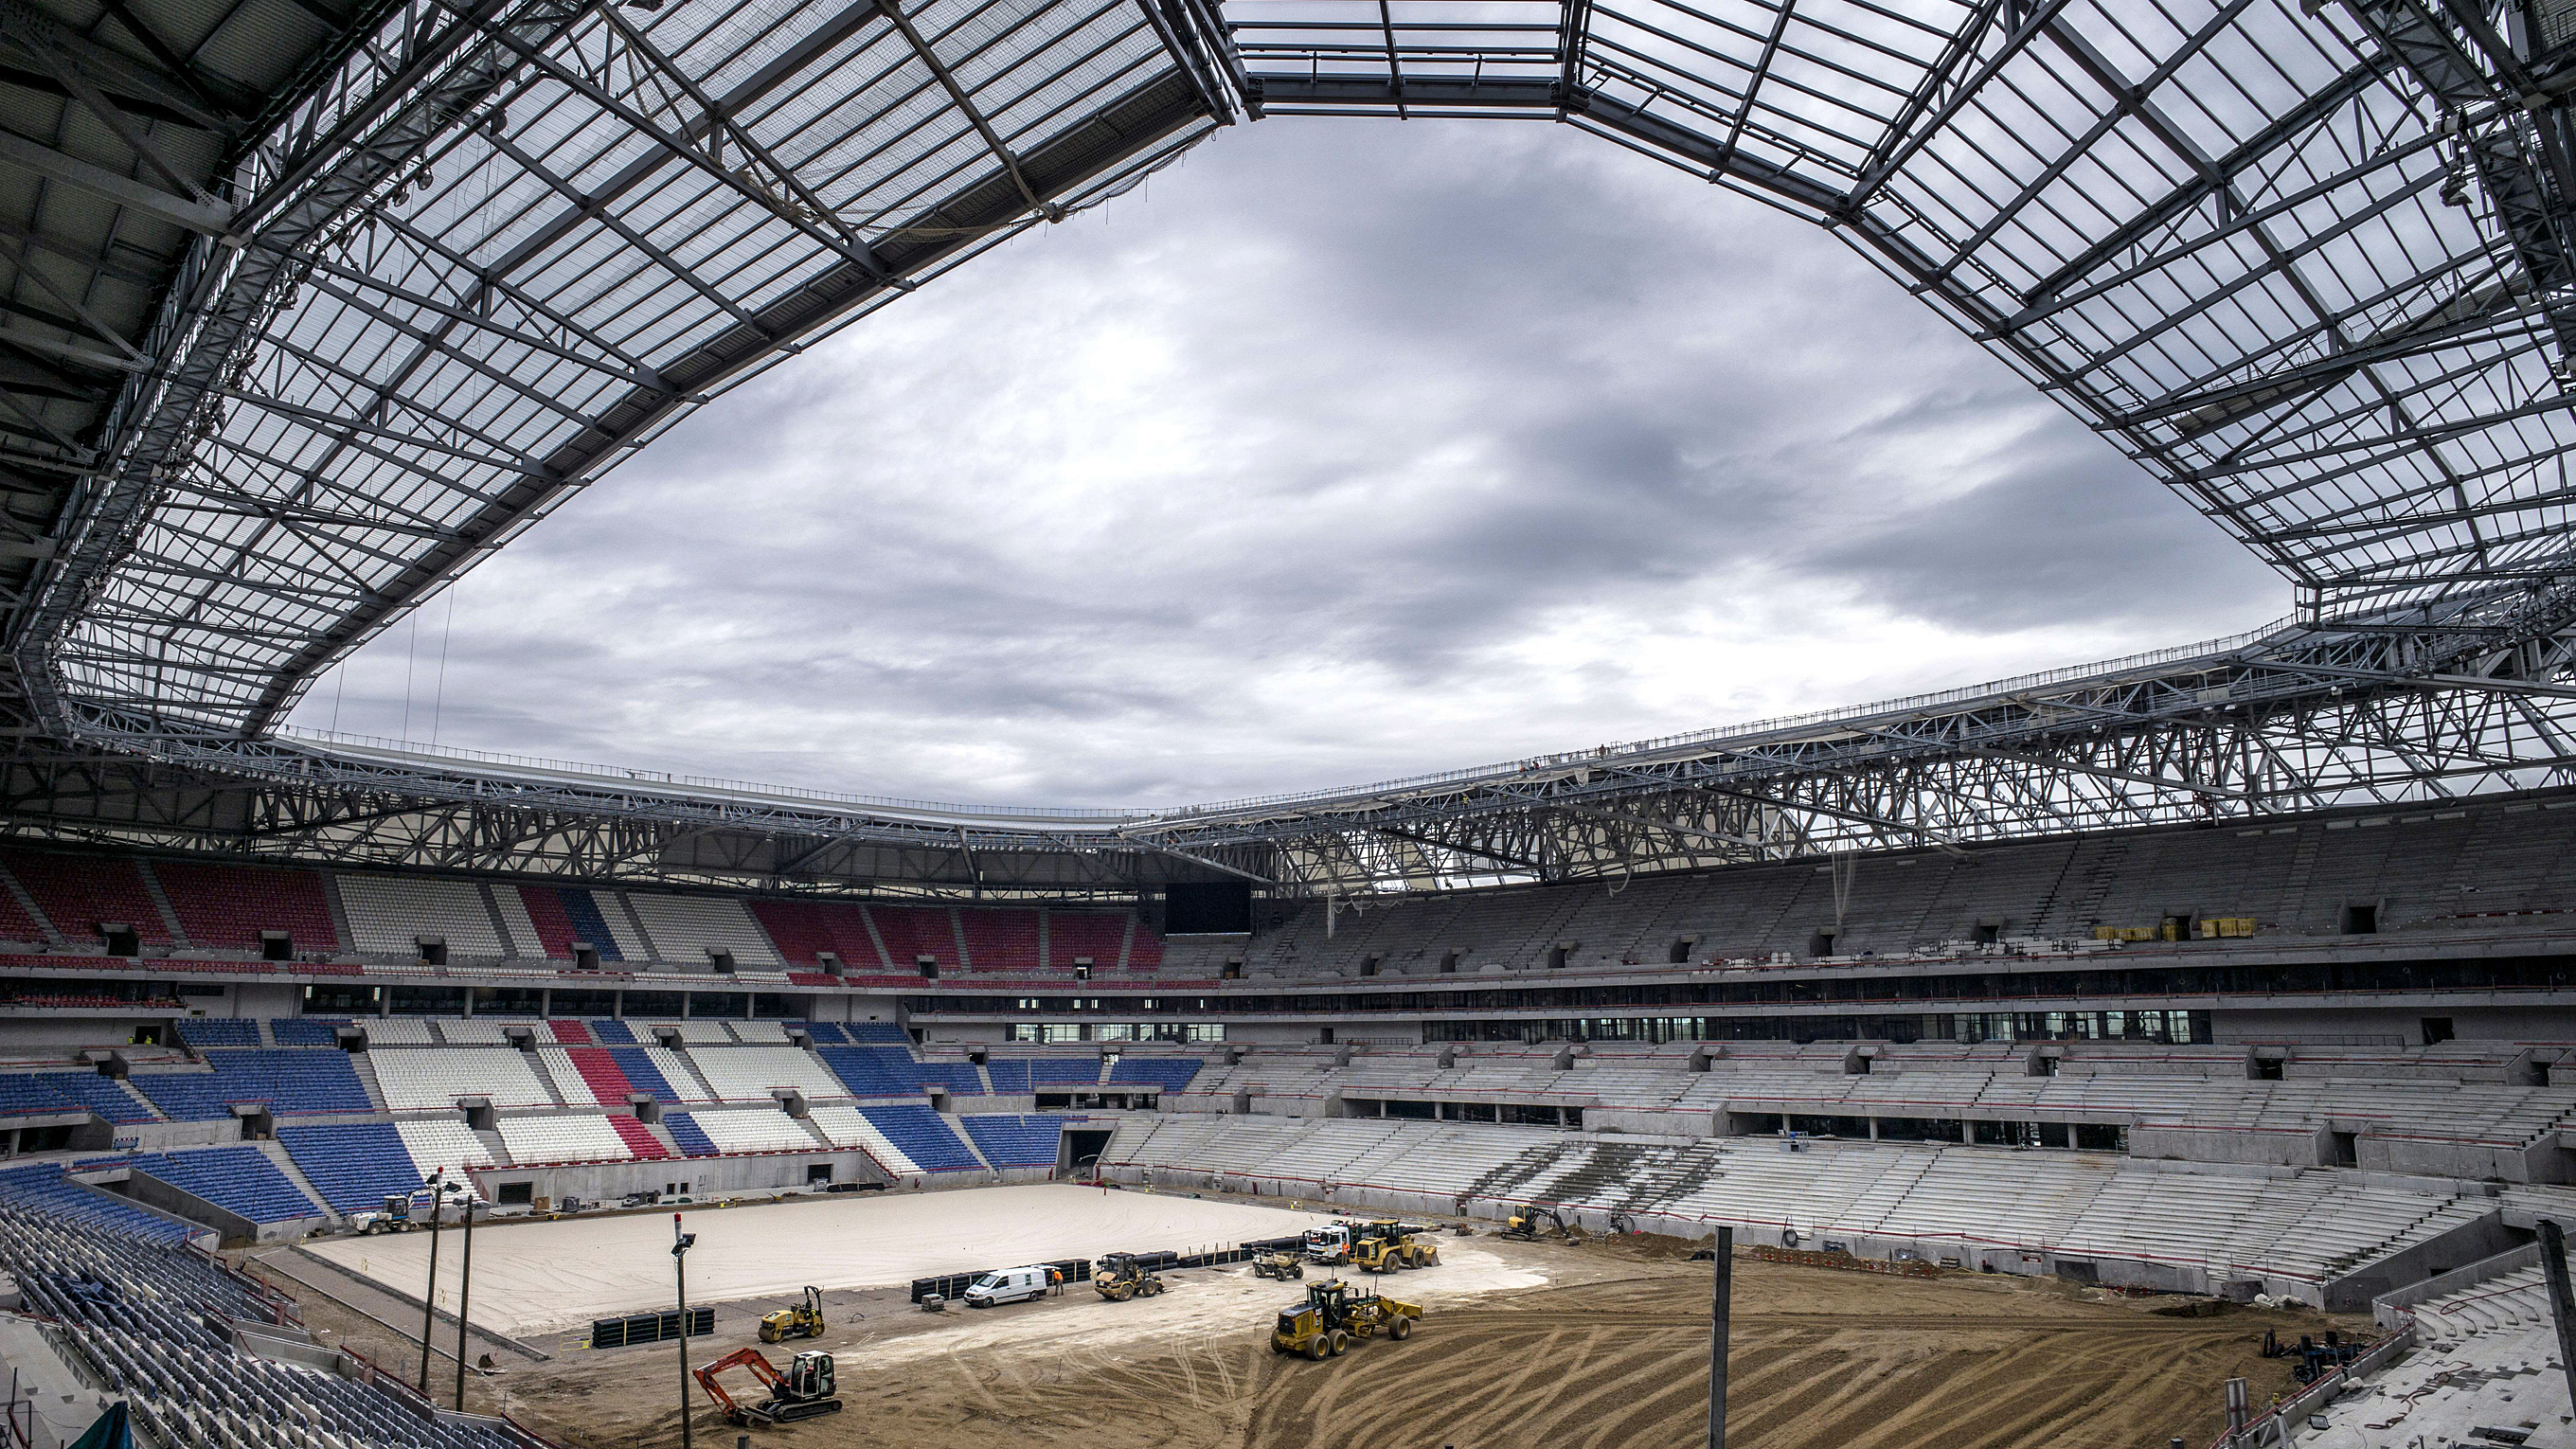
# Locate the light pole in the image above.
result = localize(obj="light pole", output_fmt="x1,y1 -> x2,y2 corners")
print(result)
415,1172 -> 446,1398
672,1213 -> 696,1449
453,1189 -> 479,1411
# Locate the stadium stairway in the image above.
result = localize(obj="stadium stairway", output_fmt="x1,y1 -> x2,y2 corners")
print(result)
255,1142 -> 343,1226
942,1112 -> 994,1171
347,1052 -> 388,1114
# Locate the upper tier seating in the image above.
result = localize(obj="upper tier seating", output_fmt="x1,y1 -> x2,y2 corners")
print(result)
278,1123 -> 423,1212
497,1113 -> 631,1165
817,1046 -> 978,1098
687,1046 -> 850,1103
1030,1058 -> 1105,1085
176,1018 -> 260,1046
589,1018 -> 638,1044
364,1017 -> 437,1045
567,887 -> 653,959
625,893 -> 781,966
0,1071 -> 154,1123
869,905 -> 954,966
2,850 -> 170,944
795,1021 -> 849,1045
153,861 -> 341,953
133,1050 -> 370,1119
334,875 -> 506,957
961,1115 -> 1070,1168
108,1148 -> 318,1224
744,900 -> 875,967
270,1018 -> 343,1046
547,1019 -> 594,1044
957,908 -> 1038,970
1107,1058 -> 1201,1092
845,1022 -> 909,1045
1046,912 -> 1127,969
370,1046 -> 551,1111
1162,796 -> 2576,979
860,1105 -> 981,1172
517,886 -> 587,958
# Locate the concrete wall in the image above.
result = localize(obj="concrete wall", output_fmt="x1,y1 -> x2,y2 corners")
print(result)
2322,1208 -> 2521,1311
2131,1124 -> 2328,1168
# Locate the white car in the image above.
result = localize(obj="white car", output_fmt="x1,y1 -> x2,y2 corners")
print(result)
962,1265 -> 1056,1307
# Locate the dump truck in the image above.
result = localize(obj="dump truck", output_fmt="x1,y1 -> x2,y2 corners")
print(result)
1251,1250 -> 1304,1280
1270,1279 -> 1422,1360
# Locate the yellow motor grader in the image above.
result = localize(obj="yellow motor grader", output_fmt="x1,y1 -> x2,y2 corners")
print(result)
1270,1279 -> 1422,1360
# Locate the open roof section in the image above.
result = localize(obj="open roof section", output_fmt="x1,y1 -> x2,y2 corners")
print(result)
7,0 -> 1228,736
7,0 -> 2576,892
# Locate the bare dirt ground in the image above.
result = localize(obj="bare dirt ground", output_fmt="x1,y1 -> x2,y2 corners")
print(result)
247,1210 -> 2370,1449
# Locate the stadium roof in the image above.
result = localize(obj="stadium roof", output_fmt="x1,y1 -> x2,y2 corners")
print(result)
6,0 -> 2576,894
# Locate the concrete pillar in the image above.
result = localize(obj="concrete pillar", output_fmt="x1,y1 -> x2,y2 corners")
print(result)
1868,1118 -> 1880,1140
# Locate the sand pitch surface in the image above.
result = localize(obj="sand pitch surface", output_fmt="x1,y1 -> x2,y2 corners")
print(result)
305,1184 -> 1340,1333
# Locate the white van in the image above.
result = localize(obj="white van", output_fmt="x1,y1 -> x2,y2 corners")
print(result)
962,1265 -> 1057,1308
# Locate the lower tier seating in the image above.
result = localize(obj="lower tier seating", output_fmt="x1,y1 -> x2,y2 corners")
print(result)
279,1123 -> 422,1213
104,1148 -> 318,1224
961,1115 -> 1071,1168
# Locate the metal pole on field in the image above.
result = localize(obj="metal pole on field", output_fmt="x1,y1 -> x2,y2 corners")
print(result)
417,1172 -> 445,1398
454,1194 -> 478,1410
2539,1219 -> 2576,1417
1708,1225 -> 1732,1449
673,1213 -> 697,1449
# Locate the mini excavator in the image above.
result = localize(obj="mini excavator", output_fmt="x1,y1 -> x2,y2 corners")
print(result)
694,1348 -> 843,1426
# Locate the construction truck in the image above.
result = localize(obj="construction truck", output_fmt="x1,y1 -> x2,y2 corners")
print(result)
694,1348 -> 843,1427
1269,1279 -> 1422,1360
1502,1206 -> 1574,1242
759,1285 -> 825,1343
1251,1249 -> 1304,1280
1350,1220 -> 1440,1273
1303,1222 -> 1357,1265
1092,1253 -> 1168,1302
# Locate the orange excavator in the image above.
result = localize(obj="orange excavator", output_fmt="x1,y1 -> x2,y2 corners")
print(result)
693,1347 -> 843,1426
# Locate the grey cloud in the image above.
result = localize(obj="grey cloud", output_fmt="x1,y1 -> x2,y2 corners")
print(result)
301,117 -> 2288,807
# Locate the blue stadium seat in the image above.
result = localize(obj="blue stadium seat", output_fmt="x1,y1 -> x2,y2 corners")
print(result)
0,1072 -> 152,1124
844,1022 -> 910,1045
1108,1058 -> 1202,1092
960,1115 -> 1068,1168
663,1114 -> 718,1157
859,1105 -> 980,1172
0,1163 -> 190,1243
794,1021 -> 848,1045
113,1148 -> 319,1224
278,1124 -> 422,1213
590,1019 -> 637,1044
132,1050 -> 370,1120
1030,1059 -> 1103,1085
604,1046 -> 678,1100
176,1019 -> 260,1048
982,1061 -> 1030,1094
557,889 -> 625,960
269,1019 -> 343,1046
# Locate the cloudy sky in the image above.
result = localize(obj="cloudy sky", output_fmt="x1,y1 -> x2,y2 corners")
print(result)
288,118 -> 2286,810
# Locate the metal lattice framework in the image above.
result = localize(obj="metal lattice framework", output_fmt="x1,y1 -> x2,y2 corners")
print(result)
8,0 -> 2576,893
